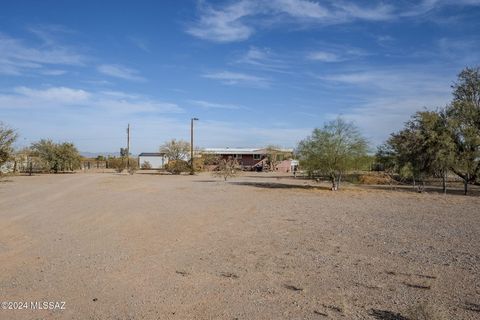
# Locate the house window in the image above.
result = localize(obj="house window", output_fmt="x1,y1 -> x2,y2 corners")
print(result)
234,154 -> 242,159
253,154 -> 261,160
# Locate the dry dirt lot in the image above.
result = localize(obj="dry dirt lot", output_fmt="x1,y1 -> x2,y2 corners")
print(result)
0,172 -> 479,320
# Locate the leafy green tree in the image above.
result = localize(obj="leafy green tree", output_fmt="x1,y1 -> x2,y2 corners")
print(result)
0,122 -> 17,171
31,139 -> 58,172
31,139 -> 81,173
160,139 -> 190,161
418,110 -> 456,192
377,67 -> 479,195
375,143 -> 397,173
382,126 -> 423,184
57,142 -> 82,171
446,67 -> 480,194
297,118 -> 369,190
379,110 -> 456,192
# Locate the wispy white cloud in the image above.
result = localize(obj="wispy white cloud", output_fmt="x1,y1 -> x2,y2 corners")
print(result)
40,69 -> 67,76
316,69 -> 450,93
1,87 -> 308,151
0,86 -> 182,114
331,2 -> 394,21
307,51 -> 340,62
203,71 -> 270,87
314,66 -> 455,144
186,1 -> 256,42
400,0 -> 480,17
97,64 -> 146,81
188,99 -> 243,110
238,47 -> 272,65
187,0 -> 480,42
306,41 -> 369,63
26,24 -> 76,46
0,32 -> 86,75
12,86 -> 91,104
187,0 -> 394,42
235,47 -> 292,73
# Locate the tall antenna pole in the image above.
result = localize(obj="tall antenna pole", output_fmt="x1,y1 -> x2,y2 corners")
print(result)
127,123 -> 130,170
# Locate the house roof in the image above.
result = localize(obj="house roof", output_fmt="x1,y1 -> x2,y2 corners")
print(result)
138,152 -> 165,157
203,148 -> 263,155
203,148 -> 293,155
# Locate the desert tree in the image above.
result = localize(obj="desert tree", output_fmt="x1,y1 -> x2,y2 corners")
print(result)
418,110 -> 456,193
375,142 -> 398,180
213,156 -> 239,181
446,67 -> 480,194
57,142 -> 82,171
382,110 -> 455,192
0,122 -> 18,172
31,139 -> 81,173
160,139 -> 190,161
376,66 -> 479,195
297,117 -> 369,191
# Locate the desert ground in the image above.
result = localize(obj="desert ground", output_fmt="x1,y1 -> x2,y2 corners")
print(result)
0,172 -> 479,320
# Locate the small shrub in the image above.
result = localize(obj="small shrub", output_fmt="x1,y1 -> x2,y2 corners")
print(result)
212,157 -> 239,181
141,161 -> 152,169
108,157 -> 126,172
128,160 -> 138,174
165,160 -> 189,174
108,157 -> 137,173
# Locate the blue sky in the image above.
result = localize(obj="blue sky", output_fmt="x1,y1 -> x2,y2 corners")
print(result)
1,0 -> 479,153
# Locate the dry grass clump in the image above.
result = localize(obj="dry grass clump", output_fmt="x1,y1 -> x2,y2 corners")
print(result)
359,173 -> 393,185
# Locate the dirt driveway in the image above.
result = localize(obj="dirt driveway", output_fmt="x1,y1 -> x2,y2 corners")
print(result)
0,172 -> 479,319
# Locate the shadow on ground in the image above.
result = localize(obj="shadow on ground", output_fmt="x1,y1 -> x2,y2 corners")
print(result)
230,181 -> 331,191
368,309 -> 409,320
362,184 -> 480,197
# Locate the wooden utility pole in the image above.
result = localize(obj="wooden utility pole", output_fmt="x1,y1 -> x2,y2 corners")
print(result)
127,124 -> 130,170
190,118 -> 198,175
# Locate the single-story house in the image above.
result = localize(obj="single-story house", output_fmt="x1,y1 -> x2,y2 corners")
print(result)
202,147 -> 294,172
138,152 -> 168,169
